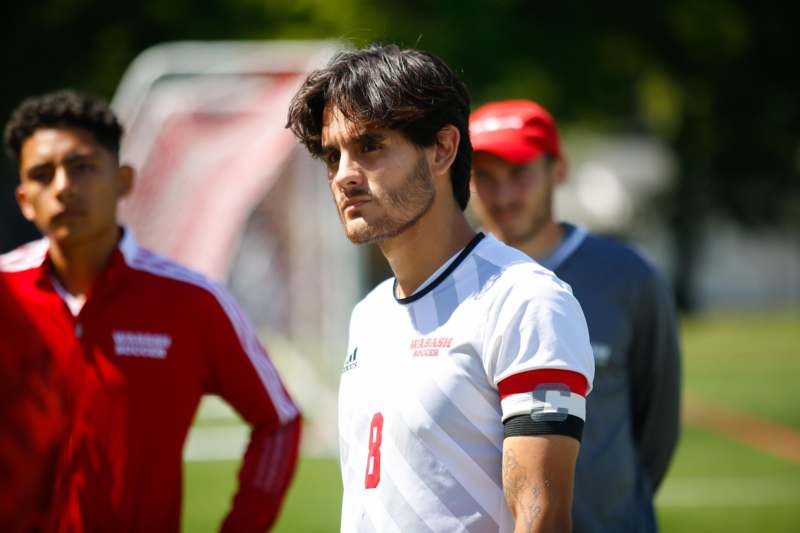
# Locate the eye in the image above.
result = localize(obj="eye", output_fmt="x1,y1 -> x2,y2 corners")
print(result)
27,169 -> 53,183
70,161 -> 96,173
361,141 -> 381,153
510,167 -> 534,185
324,151 -> 340,167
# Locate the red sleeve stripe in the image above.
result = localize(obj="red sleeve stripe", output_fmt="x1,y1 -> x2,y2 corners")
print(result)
130,248 -> 299,423
497,369 -> 588,400
254,419 -> 301,491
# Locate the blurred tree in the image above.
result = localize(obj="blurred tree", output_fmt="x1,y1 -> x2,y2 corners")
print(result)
2,0 -> 797,309
345,0 -> 800,310
0,0 -> 342,248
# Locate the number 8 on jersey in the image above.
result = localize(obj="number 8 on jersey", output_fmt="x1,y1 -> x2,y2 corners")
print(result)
364,412 -> 383,489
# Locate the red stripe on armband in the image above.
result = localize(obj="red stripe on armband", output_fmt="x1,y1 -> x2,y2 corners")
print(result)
497,369 -> 588,400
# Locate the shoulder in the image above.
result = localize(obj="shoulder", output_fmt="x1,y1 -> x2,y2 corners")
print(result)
0,238 -> 49,273
473,233 -> 536,267
571,233 -> 673,310
126,246 -> 215,292
478,235 -> 573,293
474,236 -> 577,312
124,246 -> 240,319
576,233 -> 658,279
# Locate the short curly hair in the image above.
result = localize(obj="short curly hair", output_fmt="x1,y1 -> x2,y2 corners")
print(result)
4,89 -> 123,162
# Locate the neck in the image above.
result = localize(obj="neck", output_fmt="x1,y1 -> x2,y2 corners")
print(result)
48,226 -> 120,296
516,220 -> 565,262
380,199 -> 475,299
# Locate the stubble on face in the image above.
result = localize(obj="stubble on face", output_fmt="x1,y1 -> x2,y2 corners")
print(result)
473,156 -> 555,247
491,182 -> 553,247
342,152 -> 436,244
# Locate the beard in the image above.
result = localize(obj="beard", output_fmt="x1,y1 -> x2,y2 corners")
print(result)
341,153 -> 435,245
489,180 -> 554,247
496,204 -> 551,247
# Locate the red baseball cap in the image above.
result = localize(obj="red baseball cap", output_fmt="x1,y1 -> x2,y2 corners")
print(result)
469,99 -> 562,164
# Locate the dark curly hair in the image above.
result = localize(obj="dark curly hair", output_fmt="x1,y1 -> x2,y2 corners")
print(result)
4,89 -> 123,162
286,43 -> 473,210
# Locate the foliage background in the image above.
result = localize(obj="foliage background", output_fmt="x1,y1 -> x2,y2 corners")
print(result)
2,1 -> 799,310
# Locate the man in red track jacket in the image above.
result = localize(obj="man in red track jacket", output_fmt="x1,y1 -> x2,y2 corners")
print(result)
1,90 -> 301,532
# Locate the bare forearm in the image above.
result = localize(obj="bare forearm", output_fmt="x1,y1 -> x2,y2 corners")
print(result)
503,437 -> 576,533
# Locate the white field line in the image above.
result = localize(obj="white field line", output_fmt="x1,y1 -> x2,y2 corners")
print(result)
183,423 -> 339,461
184,429 -> 800,510
187,388 -> 340,459
656,477 -> 800,507
194,395 -> 241,422
184,425 -> 248,461
183,396 -> 247,461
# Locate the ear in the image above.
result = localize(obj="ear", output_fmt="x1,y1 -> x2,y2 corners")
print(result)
551,157 -> 568,186
15,184 -> 36,222
116,164 -> 134,198
429,125 -> 460,179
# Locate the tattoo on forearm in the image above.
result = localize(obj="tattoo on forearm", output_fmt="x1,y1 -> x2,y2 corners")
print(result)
503,448 -> 525,499
503,449 -> 544,532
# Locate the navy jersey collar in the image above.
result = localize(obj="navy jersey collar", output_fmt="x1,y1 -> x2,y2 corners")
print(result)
394,232 -> 486,305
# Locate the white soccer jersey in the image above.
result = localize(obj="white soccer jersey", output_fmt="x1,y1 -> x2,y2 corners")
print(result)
338,233 -> 594,532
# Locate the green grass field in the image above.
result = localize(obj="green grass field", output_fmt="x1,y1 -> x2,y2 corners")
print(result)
183,310 -> 800,532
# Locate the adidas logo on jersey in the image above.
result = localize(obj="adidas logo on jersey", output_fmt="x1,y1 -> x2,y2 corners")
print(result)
343,347 -> 358,372
113,331 -> 172,359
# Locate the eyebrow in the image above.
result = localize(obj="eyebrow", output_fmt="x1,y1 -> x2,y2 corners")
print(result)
63,151 -> 96,163
25,162 -> 53,174
24,150 -> 98,174
320,131 -> 386,156
355,131 -> 385,145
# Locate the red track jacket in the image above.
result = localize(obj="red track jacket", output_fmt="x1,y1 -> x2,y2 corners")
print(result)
0,230 -> 301,532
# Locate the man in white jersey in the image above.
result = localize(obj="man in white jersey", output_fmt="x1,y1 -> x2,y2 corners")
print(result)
287,44 -> 594,532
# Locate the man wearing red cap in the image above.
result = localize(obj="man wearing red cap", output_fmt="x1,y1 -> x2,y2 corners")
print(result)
469,99 -> 681,533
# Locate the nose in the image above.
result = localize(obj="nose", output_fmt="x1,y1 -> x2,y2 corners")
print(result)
492,179 -> 517,209
52,165 -> 74,198
332,151 -> 365,190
